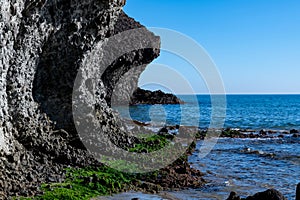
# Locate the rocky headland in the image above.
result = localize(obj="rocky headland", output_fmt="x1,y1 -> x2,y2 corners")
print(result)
129,88 -> 184,105
0,0 -> 201,199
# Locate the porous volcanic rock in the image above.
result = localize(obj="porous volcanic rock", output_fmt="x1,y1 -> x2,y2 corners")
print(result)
0,0 -> 160,197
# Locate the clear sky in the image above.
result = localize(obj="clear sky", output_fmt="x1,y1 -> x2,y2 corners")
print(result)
123,0 -> 300,94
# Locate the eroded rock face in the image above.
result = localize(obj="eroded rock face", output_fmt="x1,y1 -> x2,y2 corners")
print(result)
104,11 -> 160,107
0,0 -> 160,197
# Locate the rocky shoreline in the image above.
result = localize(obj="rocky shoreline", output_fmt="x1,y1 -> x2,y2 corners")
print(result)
154,125 -> 300,140
131,125 -> 299,199
9,136 -> 206,199
203,127 -> 300,139
93,183 -> 300,200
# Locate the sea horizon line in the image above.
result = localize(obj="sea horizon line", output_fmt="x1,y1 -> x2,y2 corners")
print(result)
176,93 -> 300,95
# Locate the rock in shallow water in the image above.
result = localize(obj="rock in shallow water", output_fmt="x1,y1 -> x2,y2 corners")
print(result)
226,192 -> 241,200
227,189 -> 287,200
245,189 -> 287,200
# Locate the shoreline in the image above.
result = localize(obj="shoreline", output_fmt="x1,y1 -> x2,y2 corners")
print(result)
13,125 -> 299,199
93,129 -> 299,200
113,123 -> 300,200
14,133 -> 204,199
134,122 -> 300,140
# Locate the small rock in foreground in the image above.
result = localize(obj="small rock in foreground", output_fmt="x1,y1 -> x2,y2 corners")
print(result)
227,189 -> 287,200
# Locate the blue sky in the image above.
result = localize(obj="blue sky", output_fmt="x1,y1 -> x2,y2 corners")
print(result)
124,0 -> 300,94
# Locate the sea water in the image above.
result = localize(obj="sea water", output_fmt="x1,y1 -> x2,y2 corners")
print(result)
186,137 -> 300,199
114,95 -> 300,130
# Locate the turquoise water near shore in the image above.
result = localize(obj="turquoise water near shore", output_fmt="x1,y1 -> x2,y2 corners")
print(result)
111,95 -> 300,199
115,95 -> 300,130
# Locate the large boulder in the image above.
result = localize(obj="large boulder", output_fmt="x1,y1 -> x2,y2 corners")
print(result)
244,189 -> 287,200
227,189 -> 287,200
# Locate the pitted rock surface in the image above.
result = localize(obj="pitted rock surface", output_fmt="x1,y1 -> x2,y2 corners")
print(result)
0,0 -> 160,197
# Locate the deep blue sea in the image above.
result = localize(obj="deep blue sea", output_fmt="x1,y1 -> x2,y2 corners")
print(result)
111,95 -> 300,200
114,95 -> 300,130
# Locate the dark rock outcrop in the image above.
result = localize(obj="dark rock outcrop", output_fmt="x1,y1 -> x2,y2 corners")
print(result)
227,189 -> 287,200
226,192 -> 241,200
128,88 -> 184,105
290,129 -> 299,134
138,154 -> 205,190
103,12 -> 160,107
244,189 -> 287,200
0,0 -> 160,197
296,183 -> 300,200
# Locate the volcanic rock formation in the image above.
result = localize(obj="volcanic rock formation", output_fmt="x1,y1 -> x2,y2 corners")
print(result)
0,0 -> 160,197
